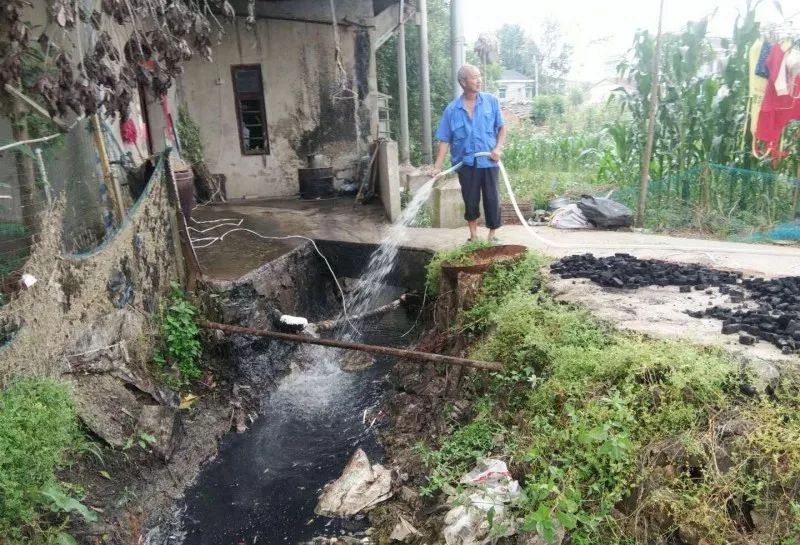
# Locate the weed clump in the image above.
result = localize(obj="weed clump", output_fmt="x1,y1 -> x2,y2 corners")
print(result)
419,251 -> 800,544
0,378 -> 91,542
424,240 -> 494,297
461,252 -> 546,334
153,282 -> 203,391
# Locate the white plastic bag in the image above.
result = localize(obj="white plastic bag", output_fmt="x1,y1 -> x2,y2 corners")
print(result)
442,460 -> 520,545
550,204 -> 591,229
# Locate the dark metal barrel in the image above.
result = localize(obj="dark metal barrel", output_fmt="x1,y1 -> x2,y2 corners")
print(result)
298,167 -> 335,200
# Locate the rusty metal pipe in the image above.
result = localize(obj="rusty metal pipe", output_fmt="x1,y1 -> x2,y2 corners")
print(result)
199,320 -> 502,372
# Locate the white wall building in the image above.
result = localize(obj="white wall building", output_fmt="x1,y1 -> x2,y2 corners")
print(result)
497,69 -> 536,103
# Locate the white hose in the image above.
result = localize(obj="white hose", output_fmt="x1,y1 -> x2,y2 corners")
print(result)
466,152 -> 800,260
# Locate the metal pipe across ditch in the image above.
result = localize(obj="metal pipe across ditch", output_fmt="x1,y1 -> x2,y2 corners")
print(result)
199,320 -> 502,371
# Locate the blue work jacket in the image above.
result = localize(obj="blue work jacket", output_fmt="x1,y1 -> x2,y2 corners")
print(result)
435,92 -> 504,168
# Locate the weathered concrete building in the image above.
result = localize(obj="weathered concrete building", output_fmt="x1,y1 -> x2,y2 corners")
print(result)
178,0 -> 412,201
1,0 -> 424,252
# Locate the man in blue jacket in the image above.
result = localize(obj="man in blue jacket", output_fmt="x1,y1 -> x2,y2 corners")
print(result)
432,64 -> 507,242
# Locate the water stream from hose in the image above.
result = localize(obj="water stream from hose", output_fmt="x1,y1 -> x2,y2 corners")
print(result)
341,163 -> 462,328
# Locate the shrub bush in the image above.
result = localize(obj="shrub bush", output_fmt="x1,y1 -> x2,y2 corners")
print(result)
154,282 -> 203,391
0,378 -> 85,541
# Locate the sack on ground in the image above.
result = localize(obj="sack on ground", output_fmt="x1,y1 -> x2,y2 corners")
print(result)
576,195 -> 632,228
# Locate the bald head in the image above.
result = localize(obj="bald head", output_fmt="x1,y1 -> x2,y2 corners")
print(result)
457,64 -> 482,90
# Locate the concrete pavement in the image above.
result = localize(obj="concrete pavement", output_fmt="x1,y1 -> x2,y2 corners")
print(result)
193,197 -> 800,280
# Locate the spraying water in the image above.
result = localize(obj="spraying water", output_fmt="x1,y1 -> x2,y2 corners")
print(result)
343,160 -> 467,327
344,178 -> 437,321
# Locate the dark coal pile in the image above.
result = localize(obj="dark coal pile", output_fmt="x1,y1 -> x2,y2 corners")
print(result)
551,253 -> 741,289
704,276 -> 800,354
552,253 -> 800,354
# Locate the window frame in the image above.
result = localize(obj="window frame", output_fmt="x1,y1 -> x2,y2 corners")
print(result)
231,64 -> 270,156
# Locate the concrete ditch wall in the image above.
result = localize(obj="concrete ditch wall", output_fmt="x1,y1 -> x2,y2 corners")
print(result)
200,240 -> 431,401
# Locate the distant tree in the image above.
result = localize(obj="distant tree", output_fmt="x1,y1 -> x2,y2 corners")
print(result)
568,87 -> 584,108
496,24 -> 539,78
474,33 -> 499,71
536,20 -> 574,94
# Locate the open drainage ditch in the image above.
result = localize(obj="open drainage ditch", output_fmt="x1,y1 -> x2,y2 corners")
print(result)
177,241 -> 430,544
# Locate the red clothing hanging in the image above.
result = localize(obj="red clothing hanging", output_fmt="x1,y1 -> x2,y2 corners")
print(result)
755,44 -> 800,162
120,117 -> 138,145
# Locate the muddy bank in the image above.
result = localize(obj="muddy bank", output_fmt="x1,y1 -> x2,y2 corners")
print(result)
369,250 -> 800,545
63,240 -> 432,544
61,242 -> 330,543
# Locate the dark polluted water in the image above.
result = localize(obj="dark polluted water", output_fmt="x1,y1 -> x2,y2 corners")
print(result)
180,287 -> 416,545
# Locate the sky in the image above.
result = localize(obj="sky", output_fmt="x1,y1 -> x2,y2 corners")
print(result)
462,0 -> 800,82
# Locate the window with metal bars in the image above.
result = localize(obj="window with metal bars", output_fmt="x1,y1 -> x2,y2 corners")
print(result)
231,65 -> 269,155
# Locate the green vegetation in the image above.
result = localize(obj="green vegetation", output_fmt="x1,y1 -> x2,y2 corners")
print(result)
500,101 -> 625,208
376,0 -> 453,164
498,3 -> 798,239
153,282 -> 203,391
424,240 -> 494,297
461,252 -> 544,334
0,379 -> 92,543
416,400 -> 501,497
177,107 -> 206,168
419,247 -> 800,544
530,95 -> 566,126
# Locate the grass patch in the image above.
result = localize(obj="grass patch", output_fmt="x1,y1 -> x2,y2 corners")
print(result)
424,240 -> 494,297
419,251 -> 800,544
416,399 -> 500,497
0,378 -> 92,543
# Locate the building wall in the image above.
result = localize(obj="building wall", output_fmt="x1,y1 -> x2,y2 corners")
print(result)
180,5 -> 378,200
499,81 -> 533,103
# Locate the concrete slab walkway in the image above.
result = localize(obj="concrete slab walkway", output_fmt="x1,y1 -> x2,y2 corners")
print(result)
193,197 -> 800,280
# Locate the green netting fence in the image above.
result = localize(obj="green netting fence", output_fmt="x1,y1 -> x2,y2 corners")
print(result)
614,163 -> 800,240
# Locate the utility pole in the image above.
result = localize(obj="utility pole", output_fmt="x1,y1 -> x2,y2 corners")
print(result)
450,0 -> 466,99
397,0 -> 410,163
636,0 -> 665,228
418,0 -> 433,164
534,54 -> 540,97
